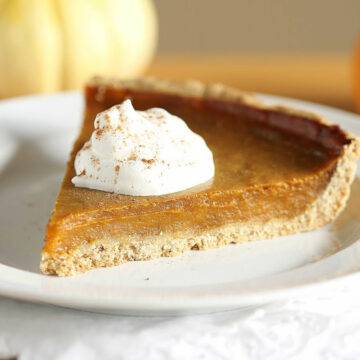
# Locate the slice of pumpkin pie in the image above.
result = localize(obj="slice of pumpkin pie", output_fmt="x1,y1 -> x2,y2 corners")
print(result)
40,77 -> 360,276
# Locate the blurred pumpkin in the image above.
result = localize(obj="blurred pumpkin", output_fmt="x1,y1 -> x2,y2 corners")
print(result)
355,38 -> 360,113
0,0 -> 157,98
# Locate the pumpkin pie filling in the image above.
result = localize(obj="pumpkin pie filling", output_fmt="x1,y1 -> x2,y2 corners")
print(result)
41,78 -> 360,275
44,87 -> 342,255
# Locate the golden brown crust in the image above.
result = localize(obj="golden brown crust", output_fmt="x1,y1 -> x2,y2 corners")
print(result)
88,77 -> 357,154
40,77 -> 360,276
88,76 -> 335,127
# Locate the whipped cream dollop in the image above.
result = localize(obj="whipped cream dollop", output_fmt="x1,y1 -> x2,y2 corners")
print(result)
72,99 -> 215,196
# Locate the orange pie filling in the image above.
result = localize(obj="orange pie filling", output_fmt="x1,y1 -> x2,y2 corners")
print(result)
43,87 -> 345,258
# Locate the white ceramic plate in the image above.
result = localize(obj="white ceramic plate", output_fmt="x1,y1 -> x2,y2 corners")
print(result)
0,92 -> 359,316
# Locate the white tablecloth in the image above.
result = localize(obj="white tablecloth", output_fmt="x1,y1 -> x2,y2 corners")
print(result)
1,281 -> 360,360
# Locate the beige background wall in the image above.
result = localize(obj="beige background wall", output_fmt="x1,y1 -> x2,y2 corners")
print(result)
154,0 -> 360,53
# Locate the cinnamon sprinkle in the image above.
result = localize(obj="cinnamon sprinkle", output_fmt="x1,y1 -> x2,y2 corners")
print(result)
96,129 -> 104,137
141,158 -> 155,164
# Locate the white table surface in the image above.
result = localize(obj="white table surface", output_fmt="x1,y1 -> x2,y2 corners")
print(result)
1,280 -> 360,360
